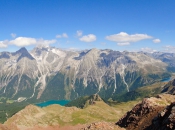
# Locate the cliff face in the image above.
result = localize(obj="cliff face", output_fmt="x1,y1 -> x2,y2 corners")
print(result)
146,102 -> 175,130
116,94 -> 175,130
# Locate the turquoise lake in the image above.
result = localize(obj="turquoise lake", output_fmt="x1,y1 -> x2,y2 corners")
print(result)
36,100 -> 70,107
161,77 -> 172,82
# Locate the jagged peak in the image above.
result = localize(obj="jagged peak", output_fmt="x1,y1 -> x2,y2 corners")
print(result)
12,47 -> 27,54
13,47 -> 35,61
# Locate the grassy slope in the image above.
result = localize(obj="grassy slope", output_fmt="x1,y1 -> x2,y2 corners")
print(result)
5,100 -> 138,128
2,76 -> 174,125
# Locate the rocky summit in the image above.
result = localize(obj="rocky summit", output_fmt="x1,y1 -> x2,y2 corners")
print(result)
0,46 -> 173,101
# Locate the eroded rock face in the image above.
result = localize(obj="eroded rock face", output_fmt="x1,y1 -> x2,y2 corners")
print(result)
116,94 -> 175,130
146,102 -> 175,130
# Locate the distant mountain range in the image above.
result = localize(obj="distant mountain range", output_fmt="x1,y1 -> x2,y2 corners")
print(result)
0,46 -> 174,101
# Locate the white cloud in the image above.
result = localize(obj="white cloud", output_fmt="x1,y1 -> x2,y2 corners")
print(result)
153,39 -> 161,43
117,42 -> 130,46
141,47 -> 157,53
106,32 -> 152,45
11,33 -> 17,38
56,33 -> 68,38
76,30 -> 83,37
0,37 -> 56,47
10,37 -> 37,46
0,41 -> 8,48
164,45 -> 175,53
79,34 -> 96,42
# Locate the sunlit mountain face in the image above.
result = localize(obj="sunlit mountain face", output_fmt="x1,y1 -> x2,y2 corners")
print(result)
0,46 -> 172,102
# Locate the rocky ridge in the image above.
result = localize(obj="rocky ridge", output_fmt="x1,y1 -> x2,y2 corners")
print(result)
0,47 -> 170,101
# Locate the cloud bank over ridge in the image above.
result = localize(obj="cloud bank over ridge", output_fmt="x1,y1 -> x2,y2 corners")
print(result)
106,32 -> 152,46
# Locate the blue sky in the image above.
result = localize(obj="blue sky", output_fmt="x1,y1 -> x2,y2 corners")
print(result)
0,0 -> 175,52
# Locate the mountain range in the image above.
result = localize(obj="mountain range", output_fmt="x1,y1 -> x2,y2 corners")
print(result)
0,46 -> 174,101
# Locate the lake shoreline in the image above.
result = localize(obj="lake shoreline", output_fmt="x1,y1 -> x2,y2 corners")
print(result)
35,100 -> 70,107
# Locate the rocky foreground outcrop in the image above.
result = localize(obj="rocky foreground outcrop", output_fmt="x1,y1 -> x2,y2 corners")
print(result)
116,94 -> 175,130
146,102 -> 175,130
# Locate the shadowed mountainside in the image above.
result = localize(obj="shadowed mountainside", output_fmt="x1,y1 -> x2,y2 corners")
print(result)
161,78 -> 175,94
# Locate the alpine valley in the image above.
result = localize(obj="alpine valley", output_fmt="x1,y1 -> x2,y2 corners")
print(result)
0,46 -> 175,129
0,46 -> 174,102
